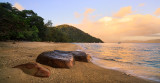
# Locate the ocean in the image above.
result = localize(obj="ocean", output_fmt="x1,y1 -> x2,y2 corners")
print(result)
75,43 -> 160,82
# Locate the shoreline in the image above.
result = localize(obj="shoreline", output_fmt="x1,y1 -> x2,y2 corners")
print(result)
75,43 -> 160,83
91,59 -> 158,83
0,42 -> 156,83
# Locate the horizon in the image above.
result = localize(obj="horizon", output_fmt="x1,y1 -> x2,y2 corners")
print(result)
1,0 -> 160,42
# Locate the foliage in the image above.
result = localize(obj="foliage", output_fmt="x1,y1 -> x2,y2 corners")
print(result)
0,2 -> 103,43
43,26 -> 70,42
0,2 -> 42,41
45,20 -> 53,27
56,24 -> 103,43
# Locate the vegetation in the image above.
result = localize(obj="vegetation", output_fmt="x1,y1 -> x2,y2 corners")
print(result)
0,2 -> 103,43
56,24 -> 103,43
43,26 -> 70,42
0,2 -> 44,41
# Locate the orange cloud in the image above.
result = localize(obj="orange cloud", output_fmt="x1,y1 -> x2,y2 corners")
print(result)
83,8 -> 95,22
74,12 -> 81,18
113,6 -> 132,17
154,8 -> 160,16
71,7 -> 160,42
138,3 -> 145,7
84,8 -> 95,15
72,14 -> 160,42
13,3 -> 24,11
74,8 -> 95,23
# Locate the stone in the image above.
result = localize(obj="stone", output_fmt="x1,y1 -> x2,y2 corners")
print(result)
12,41 -> 16,44
7,76 -> 11,78
13,62 -> 50,77
36,51 -> 74,68
54,50 -> 91,62
72,51 -> 91,62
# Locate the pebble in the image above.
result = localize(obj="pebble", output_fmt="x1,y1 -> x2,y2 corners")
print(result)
122,73 -> 130,76
28,55 -> 33,57
7,76 -> 11,78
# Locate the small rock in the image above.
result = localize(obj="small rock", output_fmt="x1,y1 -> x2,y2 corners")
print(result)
7,76 -> 11,78
13,62 -> 50,77
12,41 -> 16,44
28,55 -> 33,57
122,73 -> 130,76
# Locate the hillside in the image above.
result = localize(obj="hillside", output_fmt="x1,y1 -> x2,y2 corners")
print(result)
56,24 -> 103,43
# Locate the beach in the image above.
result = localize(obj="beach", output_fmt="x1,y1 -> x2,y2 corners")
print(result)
0,42 -> 155,83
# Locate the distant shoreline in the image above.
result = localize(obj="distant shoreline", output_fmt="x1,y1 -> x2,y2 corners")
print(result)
1,41 -> 160,43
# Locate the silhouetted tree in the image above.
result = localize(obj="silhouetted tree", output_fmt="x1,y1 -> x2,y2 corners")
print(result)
45,20 -> 53,27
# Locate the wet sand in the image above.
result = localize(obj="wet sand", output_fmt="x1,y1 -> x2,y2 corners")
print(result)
0,42 -> 155,83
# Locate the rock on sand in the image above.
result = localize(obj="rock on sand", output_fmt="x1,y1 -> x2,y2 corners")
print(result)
13,62 -> 50,77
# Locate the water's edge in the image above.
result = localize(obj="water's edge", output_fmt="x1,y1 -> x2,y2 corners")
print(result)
90,57 -> 158,83
74,43 -> 160,82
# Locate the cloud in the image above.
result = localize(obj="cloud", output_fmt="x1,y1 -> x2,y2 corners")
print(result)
74,12 -> 81,18
113,6 -> 132,17
71,7 -> 160,42
72,14 -> 160,42
154,8 -> 160,16
74,8 -> 95,22
83,8 -> 95,22
147,33 -> 160,37
138,3 -> 145,7
13,3 -> 24,11
92,14 -> 101,19
84,8 -> 95,14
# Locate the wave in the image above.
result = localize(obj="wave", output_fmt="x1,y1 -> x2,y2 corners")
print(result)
102,58 -> 134,64
75,43 -> 160,82
91,57 -> 160,82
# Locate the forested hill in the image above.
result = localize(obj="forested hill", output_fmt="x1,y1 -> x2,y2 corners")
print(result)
56,24 -> 103,43
0,2 -> 103,43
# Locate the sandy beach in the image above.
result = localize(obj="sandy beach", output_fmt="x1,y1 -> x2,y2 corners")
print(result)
0,42 -> 155,83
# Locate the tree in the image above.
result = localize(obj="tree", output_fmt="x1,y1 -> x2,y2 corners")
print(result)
0,2 -> 44,41
44,27 -> 70,42
45,20 -> 53,27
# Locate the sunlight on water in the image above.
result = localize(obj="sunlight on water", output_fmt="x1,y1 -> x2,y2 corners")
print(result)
75,43 -> 160,82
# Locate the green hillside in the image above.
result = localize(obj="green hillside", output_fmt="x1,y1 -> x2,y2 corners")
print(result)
56,24 -> 103,43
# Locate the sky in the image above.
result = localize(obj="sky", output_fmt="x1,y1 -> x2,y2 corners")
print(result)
1,0 -> 160,42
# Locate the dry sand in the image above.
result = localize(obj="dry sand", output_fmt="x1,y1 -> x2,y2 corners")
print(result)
0,42 -> 156,83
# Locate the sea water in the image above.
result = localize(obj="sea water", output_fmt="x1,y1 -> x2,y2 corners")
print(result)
75,43 -> 160,82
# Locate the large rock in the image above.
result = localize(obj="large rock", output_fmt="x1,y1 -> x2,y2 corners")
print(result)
54,50 -> 91,62
36,51 -> 74,68
72,51 -> 91,62
13,62 -> 50,77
